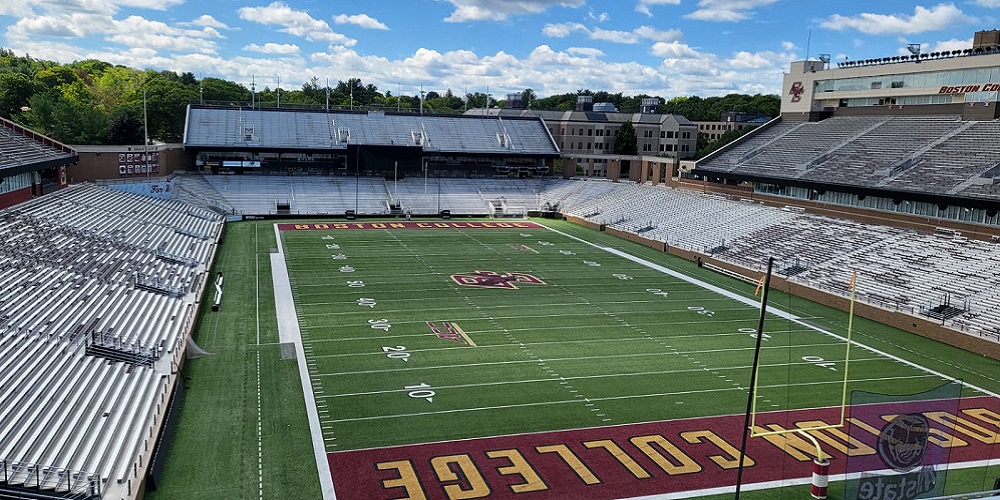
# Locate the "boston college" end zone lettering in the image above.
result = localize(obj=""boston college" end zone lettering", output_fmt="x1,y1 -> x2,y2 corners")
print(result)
327,397 -> 1000,499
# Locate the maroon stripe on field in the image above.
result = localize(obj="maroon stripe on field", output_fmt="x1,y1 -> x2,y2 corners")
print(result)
277,221 -> 543,230
327,396 -> 1000,499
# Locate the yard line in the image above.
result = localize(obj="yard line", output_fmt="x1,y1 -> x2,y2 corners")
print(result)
324,374 -> 941,424
544,223 -> 1000,399
309,338 -> 844,361
315,346 -> 879,377
317,357 -> 893,399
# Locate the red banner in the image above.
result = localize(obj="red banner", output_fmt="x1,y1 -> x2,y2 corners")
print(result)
278,221 -> 543,231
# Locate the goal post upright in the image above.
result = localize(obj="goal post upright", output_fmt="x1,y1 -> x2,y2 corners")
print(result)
736,264 -> 859,499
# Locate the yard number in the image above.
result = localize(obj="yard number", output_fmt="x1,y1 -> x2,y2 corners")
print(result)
332,254 -> 347,260
346,280 -> 365,288
340,265 -> 355,273
405,383 -> 435,402
326,244 -> 341,249
584,261 -> 601,267
368,319 -> 391,331
802,355 -> 837,371
357,297 -> 377,308
612,273 -> 633,280
687,306 -> 715,317
647,288 -> 669,297
738,327 -> 770,341
382,346 -> 410,362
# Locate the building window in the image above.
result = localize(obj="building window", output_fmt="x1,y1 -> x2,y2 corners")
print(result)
588,129 -> 593,136
666,131 -> 674,138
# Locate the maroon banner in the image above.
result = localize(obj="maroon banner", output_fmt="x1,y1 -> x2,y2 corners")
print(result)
278,221 -> 543,231
328,397 -> 1000,499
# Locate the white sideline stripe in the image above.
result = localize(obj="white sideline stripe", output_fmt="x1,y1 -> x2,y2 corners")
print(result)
543,223 -> 1000,400
629,458 -> 1000,500
271,224 -> 337,500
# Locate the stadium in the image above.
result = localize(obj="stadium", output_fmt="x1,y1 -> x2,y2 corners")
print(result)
1,34 -> 1000,500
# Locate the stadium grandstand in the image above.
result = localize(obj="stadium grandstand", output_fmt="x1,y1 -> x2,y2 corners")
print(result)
183,105 -> 560,180
688,30 -> 1000,227
0,116 -> 78,209
0,183 -> 223,499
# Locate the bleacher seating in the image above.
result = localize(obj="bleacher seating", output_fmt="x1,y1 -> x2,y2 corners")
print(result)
0,184 -> 223,500
696,115 -> 1000,196
0,121 -> 76,170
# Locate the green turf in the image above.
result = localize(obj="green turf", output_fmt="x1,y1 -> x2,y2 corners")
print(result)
151,218 -> 1000,499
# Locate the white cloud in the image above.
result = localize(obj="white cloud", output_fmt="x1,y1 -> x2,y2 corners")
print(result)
439,0 -> 586,22
926,38 -> 974,53
685,0 -> 779,22
115,0 -> 184,10
636,0 -> 680,17
651,41 -> 700,59
820,3 -> 974,35
542,22 -> 682,44
333,13 -> 389,30
244,43 -> 301,55
974,0 -> 1000,7
588,10 -> 609,22
238,2 -> 356,46
184,15 -> 230,30
566,46 -> 605,57
781,41 -> 795,51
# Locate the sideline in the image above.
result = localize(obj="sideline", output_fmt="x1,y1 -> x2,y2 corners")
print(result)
270,223 -> 337,500
541,223 -> 1000,400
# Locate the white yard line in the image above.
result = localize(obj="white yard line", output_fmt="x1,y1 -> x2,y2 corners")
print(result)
326,373 -> 942,423
543,223 -> 1000,399
270,224 -> 337,500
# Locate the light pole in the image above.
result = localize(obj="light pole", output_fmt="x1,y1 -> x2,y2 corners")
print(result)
354,143 -> 360,215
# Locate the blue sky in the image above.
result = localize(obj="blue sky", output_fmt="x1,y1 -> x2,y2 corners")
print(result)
1,1 -> 997,98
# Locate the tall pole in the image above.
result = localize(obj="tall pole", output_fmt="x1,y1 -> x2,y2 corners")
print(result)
393,161 -> 398,201
325,78 -> 329,111
735,257 -> 774,499
397,83 -> 401,113
276,75 -> 280,108
354,142 -> 359,215
143,88 -> 150,179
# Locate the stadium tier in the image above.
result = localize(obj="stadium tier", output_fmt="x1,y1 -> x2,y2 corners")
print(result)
0,184 -> 223,499
183,106 -> 560,156
694,114 -> 1000,200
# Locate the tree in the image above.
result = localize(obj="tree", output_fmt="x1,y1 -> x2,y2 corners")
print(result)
106,114 -> 144,144
613,120 -> 637,155
0,72 -> 36,118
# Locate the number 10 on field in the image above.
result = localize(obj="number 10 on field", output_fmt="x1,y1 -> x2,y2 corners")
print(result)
405,383 -> 435,403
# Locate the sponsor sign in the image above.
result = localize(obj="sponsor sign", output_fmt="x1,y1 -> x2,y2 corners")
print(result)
278,221 -> 543,230
327,396 -> 1000,500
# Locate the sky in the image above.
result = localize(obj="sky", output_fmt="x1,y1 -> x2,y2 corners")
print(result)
1,1 -> 998,99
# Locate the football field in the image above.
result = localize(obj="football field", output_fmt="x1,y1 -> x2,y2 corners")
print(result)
273,220 -> 1000,499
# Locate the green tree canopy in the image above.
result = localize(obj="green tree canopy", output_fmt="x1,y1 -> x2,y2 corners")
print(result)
614,120 -> 638,155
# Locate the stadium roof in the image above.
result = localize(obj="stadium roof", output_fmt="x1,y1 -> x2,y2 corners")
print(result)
468,107 -> 697,127
0,118 -> 78,176
183,106 -> 560,157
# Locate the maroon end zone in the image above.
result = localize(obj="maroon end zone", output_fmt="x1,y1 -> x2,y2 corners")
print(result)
278,221 -> 543,230
327,397 -> 1000,499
